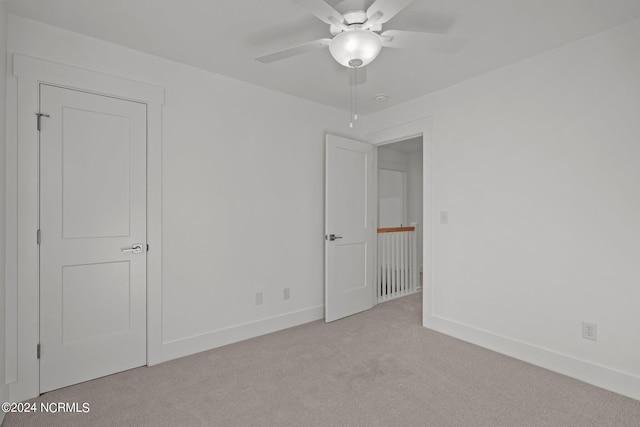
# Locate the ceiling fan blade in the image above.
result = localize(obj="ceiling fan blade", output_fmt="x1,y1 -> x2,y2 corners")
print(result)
361,11 -> 383,31
255,39 -> 332,63
294,0 -> 346,26
380,30 -> 467,53
348,66 -> 367,86
366,0 -> 414,24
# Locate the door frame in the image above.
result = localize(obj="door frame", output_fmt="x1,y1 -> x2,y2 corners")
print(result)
7,54 -> 164,402
365,117 -> 433,325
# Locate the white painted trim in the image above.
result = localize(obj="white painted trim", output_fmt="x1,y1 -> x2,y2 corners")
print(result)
8,54 -> 164,402
161,306 -> 324,362
425,314 -> 640,401
12,54 -> 164,104
365,117 -> 434,321
378,161 -> 409,173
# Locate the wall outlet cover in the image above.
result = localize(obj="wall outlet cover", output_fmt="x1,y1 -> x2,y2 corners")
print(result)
582,321 -> 597,341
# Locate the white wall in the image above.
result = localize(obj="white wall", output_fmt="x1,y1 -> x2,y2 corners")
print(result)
366,19 -> 640,399
5,14 -> 363,397
378,146 -> 423,269
378,146 -> 410,168
0,0 -> 9,416
378,147 -> 410,228
378,169 -> 404,227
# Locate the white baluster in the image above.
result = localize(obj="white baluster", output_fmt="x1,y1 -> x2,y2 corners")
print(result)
380,233 -> 384,301
405,231 -> 409,294
400,231 -> 405,295
411,222 -> 419,292
384,233 -> 389,300
393,232 -> 398,296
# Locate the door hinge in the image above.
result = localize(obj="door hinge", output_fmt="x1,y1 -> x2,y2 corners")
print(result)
36,113 -> 50,131
37,343 -> 40,359
37,229 -> 41,245
146,244 -> 149,252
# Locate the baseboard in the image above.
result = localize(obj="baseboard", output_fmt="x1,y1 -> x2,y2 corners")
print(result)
424,314 -> 640,401
160,306 -> 324,362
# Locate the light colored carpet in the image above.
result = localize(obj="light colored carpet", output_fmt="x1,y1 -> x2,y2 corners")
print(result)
4,293 -> 640,426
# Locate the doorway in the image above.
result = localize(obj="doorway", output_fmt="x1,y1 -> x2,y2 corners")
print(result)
376,136 -> 424,301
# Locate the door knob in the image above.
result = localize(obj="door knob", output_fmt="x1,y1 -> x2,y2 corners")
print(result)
122,244 -> 143,254
326,234 -> 343,241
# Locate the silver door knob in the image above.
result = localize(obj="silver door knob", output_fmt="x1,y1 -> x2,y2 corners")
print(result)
122,244 -> 143,254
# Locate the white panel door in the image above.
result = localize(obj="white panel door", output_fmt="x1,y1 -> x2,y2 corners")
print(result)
39,84 -> 147,393
325,134 -> 376,322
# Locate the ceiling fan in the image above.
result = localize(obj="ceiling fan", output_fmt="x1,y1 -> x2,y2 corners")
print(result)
255,0 -> 466,70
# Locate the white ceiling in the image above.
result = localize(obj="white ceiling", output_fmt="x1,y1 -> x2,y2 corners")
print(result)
4,0 -> 640,115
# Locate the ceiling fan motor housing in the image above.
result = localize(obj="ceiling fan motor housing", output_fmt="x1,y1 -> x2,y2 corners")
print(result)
330,10 -> 382,35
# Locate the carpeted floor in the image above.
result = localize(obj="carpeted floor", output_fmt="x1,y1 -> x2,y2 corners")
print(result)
4,292 -> 640,426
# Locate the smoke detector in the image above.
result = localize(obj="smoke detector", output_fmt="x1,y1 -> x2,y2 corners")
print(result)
374,93 -> 389,102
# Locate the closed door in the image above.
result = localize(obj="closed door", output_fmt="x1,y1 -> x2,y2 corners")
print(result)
325,134 -> 376,322
39,84 -> 148,393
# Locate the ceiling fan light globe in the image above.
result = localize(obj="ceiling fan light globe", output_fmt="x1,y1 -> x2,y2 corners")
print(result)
329,30 -> 382,68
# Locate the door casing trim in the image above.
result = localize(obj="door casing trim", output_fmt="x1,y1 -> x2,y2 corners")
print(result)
8,54 -> 164,401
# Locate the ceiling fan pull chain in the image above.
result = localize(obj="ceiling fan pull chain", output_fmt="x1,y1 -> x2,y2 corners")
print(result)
349,89 -> 353,128
354,67 -> 358,121
349,67 -> 359,128
349,68 -> 354,128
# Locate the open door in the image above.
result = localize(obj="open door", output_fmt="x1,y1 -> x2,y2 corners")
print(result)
325,134 -> 376,322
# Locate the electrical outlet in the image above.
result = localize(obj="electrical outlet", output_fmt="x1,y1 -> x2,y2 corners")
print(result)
582,321 -> 597,341
440,211 -> 449,224
283,288 -> 290,300
255,292 -> 263,306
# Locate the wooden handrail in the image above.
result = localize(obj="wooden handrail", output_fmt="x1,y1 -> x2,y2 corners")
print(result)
377,226 -> 415,233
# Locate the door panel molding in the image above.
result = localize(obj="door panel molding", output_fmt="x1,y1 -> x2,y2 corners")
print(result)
8,54 -> 164,402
